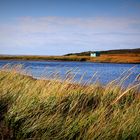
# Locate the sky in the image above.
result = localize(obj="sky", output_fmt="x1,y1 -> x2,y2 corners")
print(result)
0,0 -> 140,55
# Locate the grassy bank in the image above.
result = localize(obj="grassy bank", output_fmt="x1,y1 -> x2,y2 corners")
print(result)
0,68 -> 140,140
0,53 -> 140,63
0,55 -> 88,62
89,54 -> 140,63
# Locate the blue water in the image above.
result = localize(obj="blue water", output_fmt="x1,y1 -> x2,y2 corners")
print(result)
0,60 -> 140,85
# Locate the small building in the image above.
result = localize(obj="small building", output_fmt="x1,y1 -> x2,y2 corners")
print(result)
90,52 -> 100,57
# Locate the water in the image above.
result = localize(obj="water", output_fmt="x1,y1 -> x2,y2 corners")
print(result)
0,60 -> 140,85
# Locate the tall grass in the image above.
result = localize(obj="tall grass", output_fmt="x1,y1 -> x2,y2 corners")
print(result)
0,66 -> 140,140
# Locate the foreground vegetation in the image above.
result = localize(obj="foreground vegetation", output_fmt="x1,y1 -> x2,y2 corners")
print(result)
0,53 -> 140,63
0,67 -> 140,140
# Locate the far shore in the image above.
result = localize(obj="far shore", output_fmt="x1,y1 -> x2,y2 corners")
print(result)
0,53 -> 140,64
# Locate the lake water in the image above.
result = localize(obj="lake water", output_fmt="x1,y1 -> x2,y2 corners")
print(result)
0,60 -> 140,85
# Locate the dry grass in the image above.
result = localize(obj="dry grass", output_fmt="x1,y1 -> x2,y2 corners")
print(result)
0,67 -> 140,140
0,53 -> 140,63
89,54 -> 140,63
0,55 -> 88,62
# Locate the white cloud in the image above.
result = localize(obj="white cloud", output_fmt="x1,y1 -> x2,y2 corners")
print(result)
0,16 -> 140,55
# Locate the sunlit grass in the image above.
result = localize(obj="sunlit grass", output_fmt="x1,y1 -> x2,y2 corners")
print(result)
0,53 -> 140,63
0,66 -> 140,140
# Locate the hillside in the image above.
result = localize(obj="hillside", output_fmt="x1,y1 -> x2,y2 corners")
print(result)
64,48 -> 140,56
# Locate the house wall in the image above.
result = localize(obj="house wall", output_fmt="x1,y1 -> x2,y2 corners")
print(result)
90,52 -> 100,57
90,53 -> 96,57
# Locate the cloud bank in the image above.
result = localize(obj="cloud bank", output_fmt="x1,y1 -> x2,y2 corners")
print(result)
0,16 -> 140,55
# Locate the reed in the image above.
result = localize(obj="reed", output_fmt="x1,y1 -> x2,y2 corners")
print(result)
0,66 -> 140,140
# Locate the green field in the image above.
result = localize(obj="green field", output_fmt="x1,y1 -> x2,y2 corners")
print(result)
0,67 -> 140,140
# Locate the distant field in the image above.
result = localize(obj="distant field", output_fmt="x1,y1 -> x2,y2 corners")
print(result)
89,53 -> 140,63
0,53 -> 140,63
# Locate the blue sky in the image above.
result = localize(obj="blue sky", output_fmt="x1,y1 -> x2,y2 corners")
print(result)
0,0 -> 140,55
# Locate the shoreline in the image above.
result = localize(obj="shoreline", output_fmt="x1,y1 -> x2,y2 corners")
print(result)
0,53 -> 140,64
0,58 -> 140,64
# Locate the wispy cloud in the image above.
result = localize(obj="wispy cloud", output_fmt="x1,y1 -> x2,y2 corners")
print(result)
0,16 -> 140,55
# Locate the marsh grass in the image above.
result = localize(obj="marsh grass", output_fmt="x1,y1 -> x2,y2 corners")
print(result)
0,53 -> 140,63
0,66 -> 140,140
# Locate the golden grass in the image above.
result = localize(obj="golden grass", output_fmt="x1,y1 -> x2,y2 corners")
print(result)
0,67 -> 140,140
0,53 -> 140,63
89,54 -> 140,63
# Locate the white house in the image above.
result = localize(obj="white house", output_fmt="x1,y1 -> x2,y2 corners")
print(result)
90,52 -> 100,57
